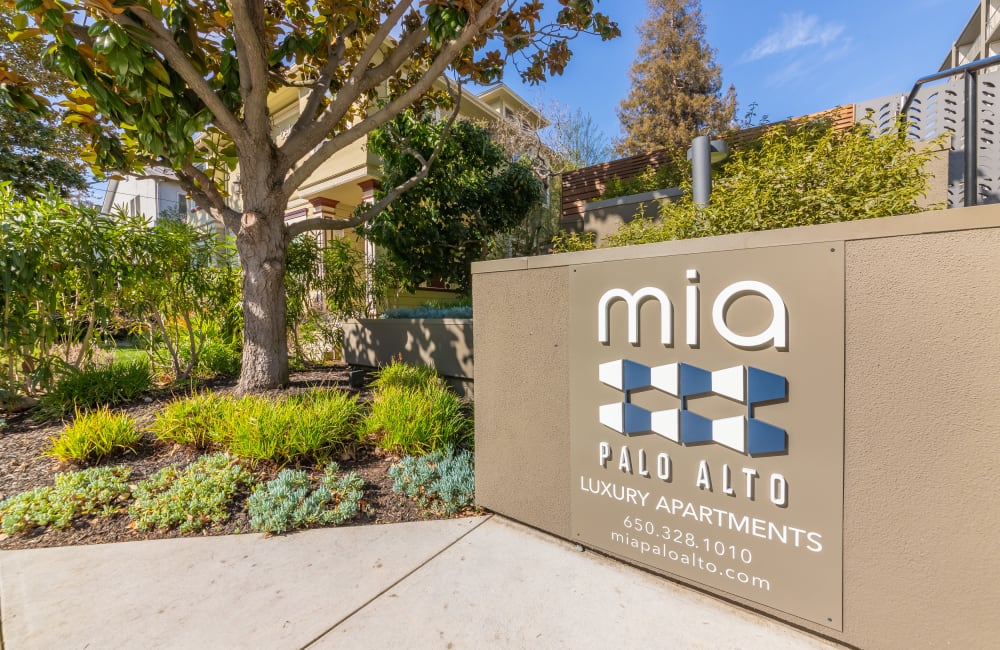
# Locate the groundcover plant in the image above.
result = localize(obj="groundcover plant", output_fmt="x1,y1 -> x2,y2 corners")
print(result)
0,364 -> 478,550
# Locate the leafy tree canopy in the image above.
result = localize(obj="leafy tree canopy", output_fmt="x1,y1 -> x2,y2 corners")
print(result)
365,111 -> 542,293
0,103 -> 87,196
0,6 -> 87,196
1,0 -> 618,221
0,0 -> 619,392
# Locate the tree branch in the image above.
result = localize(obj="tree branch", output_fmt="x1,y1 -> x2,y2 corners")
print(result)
282,0 -> 505,192
285,22 -> 432,163
284,83 -> 461,240
229,0 -> 271,145
282,12 -> 424,164
122,8 -> 249,145
298,0 -> 419,148
355,0 -> 416,75
168,161 -> 242,230
359,20 -> 435,93
281,0 -> 505,171
292,20 -> 357,134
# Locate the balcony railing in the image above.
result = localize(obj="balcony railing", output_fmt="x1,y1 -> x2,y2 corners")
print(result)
902,52 -> 1000,207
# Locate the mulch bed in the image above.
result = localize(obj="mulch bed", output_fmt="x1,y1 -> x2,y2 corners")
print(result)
0,364 -> 455,551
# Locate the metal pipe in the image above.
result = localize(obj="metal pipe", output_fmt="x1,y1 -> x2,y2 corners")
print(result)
902,53 -> 999,208
691,135 -> 711,209
901,52 -> 1000,115
965,70 -> 979,207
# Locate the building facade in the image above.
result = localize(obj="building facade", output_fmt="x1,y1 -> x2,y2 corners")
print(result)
100,168 -> 189,225
940,0 -> 1000,69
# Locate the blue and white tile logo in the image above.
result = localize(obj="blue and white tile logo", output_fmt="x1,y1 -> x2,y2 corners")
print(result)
598,360 -> 788,456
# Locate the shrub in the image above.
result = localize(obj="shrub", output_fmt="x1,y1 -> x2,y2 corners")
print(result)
128,453 -> 253,533
370,360 -> 444,392
37,359 -> 153,418
605,117 -> 941,247
550,229 -> 596,253
0,190 -> 137,399
0,466 -> 132,534
388,447 -> 475,515
596,162 -> 683,201
45,408 -> 141,463
365,113 -> 543,293
248,462 -> 364,534
218,391 -> 361,464
151,390 -> 361,464
124,220 -> 242,383
363,382 -> 471,455
198,341 -> 241,377
150,392 -> 228,448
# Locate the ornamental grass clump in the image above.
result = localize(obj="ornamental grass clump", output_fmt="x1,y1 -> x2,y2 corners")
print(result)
150,390 -> 361,464
215,390 -> 361,464
150,392 -> 229,448
45,407 -> 141,463
128,453 -> 252,533
363,383 -> 471,455
364,361 -> 471,455
369,359 -> 444,391
388,446 -> 475,515
0,466 -> 132,534
37,359 -> 153,419
248,462 -> 364,534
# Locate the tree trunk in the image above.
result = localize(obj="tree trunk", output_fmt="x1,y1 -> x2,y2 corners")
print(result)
237,209 -> 289,392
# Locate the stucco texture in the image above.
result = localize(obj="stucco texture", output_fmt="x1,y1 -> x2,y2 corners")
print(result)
472,267 -> 572,538
842,229 -> 1000,649
472,206 -> 1000,648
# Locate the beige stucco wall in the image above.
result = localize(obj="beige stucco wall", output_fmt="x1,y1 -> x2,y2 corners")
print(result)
473,267 -> 572,536
472,204 -> 1000,649
842,227 -> 1000,649
296,140 -> 370,199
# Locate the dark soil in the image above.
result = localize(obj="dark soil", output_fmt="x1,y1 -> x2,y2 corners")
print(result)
0,364 -> 463,551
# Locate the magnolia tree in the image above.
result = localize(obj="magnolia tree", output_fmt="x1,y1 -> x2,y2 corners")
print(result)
0,0 -> 618,392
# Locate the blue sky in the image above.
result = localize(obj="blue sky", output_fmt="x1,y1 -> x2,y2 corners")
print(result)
84,1 -> 975,202
499,0 -> 974,146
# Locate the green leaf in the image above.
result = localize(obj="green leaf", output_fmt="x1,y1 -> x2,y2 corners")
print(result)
146,59 -> 171,85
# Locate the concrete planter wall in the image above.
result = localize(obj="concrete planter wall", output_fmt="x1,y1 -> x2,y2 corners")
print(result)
341,318 -> 474,396
583,187 -> 682,246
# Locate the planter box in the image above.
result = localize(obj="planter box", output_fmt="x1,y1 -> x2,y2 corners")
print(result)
341,318 -> 474,396
583,187 -> 682,247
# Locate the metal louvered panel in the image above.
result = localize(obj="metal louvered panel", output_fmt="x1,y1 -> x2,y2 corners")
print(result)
855,94 -> 901,136
858,68 -> 1000,207
979,76 -> 1000,203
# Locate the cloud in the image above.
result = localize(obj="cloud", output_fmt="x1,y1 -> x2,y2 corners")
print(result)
763,35 -> 853,88
743,13 -> 846,62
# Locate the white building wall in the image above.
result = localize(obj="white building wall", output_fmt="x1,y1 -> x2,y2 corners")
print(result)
104,175 -> 186,225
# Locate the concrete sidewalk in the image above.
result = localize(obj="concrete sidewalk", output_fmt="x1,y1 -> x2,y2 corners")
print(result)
0,515 -> 843,649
